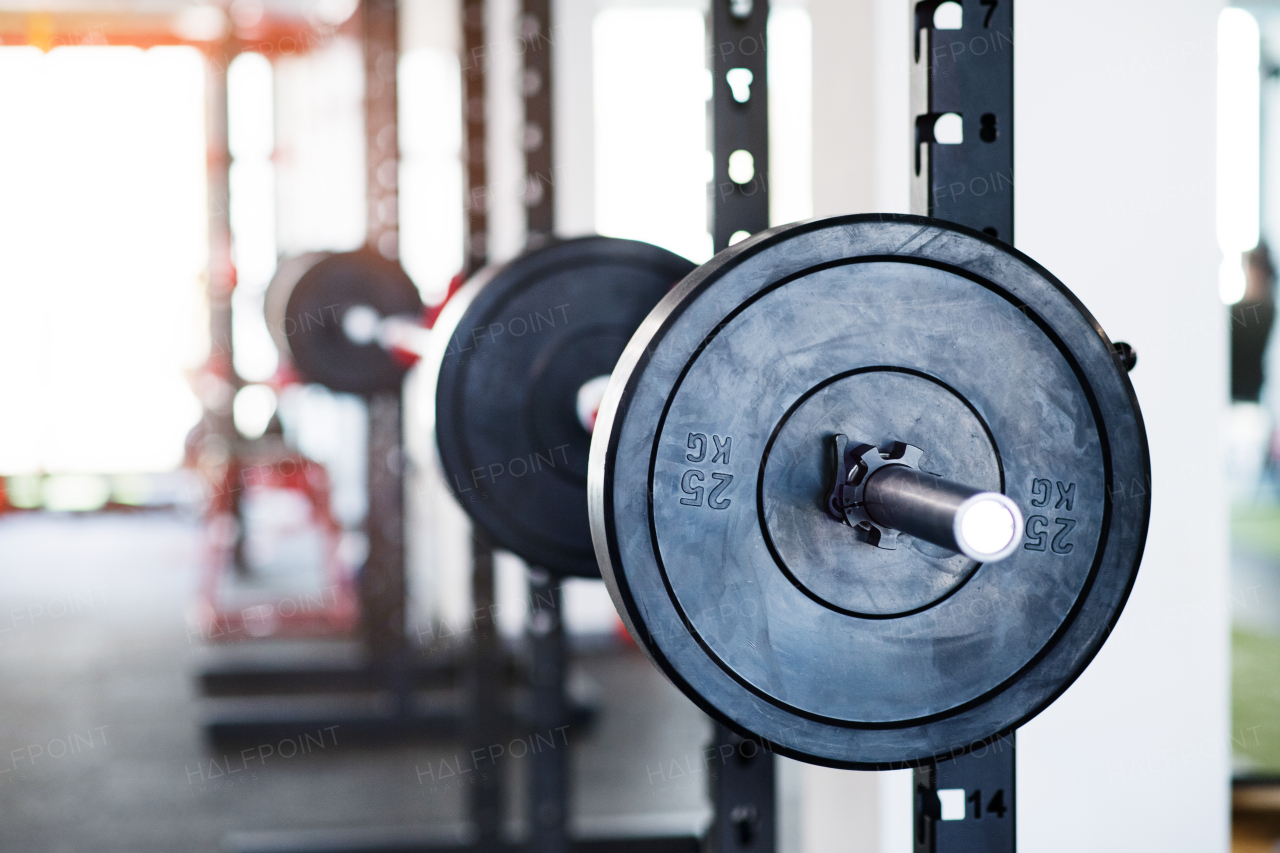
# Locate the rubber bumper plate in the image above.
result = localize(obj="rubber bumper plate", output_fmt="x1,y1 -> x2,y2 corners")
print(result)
588,214 -> 1150,767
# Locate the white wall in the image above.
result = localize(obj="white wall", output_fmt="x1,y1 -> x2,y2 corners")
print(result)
805,0 -> 1230,851
1015,1 -> 1229,850
553,0 -> 599,236
809,0 -> 910,217
781,762 -> 883,853
810,0 -> 875,217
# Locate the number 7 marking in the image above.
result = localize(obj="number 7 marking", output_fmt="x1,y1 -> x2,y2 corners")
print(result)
981,0 -> 998,28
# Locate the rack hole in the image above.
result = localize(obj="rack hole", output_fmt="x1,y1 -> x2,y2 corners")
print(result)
937,789 -> 966,821
979,112 -> 998,143
728,149 -> 755,184
933,112 -> 963,144
933,1 -> 962,29
726,68 -> 754,103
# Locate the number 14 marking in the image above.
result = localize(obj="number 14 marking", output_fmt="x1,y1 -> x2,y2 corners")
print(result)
966,788 -> 1008,820
942,788 -> 1009,821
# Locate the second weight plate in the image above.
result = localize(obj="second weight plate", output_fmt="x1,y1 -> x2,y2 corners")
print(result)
277,250 -> 424,395
432,236 -> 696,577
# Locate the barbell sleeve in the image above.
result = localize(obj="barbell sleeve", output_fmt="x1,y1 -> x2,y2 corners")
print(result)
863,465 -> 1025,562
341,305 -> 430,358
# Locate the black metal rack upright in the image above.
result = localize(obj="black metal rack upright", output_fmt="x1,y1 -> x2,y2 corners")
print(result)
515,4 -> 571,849
909,3 -> 1016,851
705,3 -> 776,853
461,0 -> 511,844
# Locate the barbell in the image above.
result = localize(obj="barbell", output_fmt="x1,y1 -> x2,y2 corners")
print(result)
263,216 -> 1147,769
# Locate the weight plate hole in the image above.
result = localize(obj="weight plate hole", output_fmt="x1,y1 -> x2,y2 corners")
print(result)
576,375 -> 612,433
342,304 -> 381,346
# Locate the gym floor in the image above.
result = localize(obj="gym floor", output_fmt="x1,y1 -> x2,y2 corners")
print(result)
0,513 -> 710,853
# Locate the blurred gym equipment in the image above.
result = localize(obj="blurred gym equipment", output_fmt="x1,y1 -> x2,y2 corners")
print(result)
431,3 -> 778,853
198,1 -> 473,751
208,2 -> 696,853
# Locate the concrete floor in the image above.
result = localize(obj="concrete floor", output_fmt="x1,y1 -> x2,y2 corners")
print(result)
0,514 -> 711,853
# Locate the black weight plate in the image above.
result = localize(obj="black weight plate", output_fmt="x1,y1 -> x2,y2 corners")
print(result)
264,252 -> 327,361
589,214 -> 1150,768
284,250 -> 423,395
431,236 -> 696,577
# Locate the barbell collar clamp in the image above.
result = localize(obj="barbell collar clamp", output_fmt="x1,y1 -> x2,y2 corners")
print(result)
828,435 -> 1024,562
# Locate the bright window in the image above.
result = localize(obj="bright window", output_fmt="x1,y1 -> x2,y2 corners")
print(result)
594,8 -> 713,263
1218,8 -> 1261,304
0,45 -> 206,473
399,47 -> 465,302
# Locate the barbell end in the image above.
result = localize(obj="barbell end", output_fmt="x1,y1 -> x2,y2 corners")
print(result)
835,441 -> 1026,563
340,304 -> 431,359
951,491 -> 1024,562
